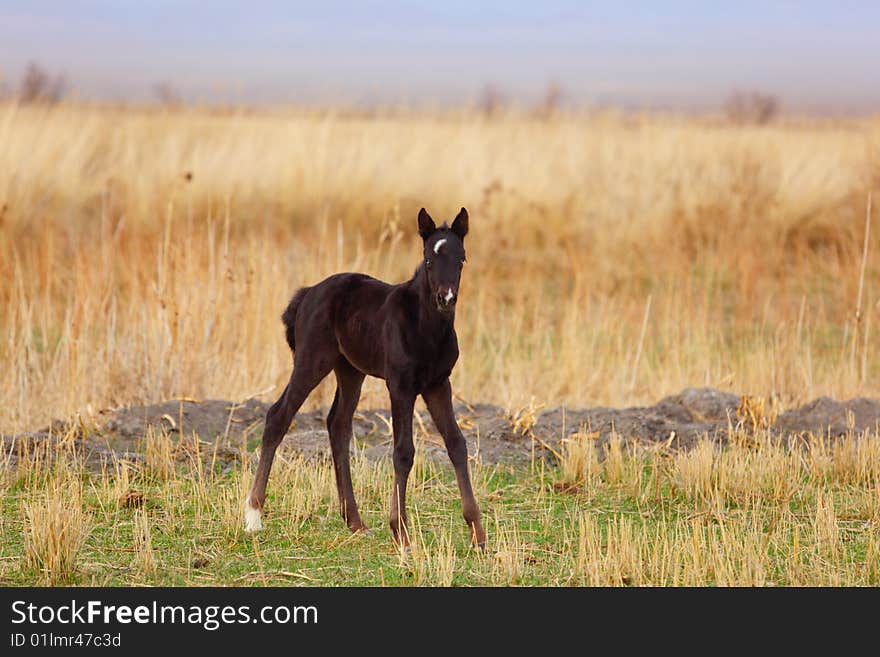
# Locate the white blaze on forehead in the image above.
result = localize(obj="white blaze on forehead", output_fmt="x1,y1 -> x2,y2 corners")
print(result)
433,238 -> 447,254
444,288 -> 454,303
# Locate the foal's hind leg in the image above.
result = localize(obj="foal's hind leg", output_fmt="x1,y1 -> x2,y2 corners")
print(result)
327,358 -> 366,532
245,357 -> 334,531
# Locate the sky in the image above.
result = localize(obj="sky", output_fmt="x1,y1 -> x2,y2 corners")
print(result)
1,1 -> 879,111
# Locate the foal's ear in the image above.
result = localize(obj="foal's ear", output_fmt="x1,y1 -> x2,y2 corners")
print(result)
451,207 -> 469,240
418,208 -> 436,240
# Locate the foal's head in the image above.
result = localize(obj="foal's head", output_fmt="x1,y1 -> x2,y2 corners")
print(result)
417,207 -> 469,313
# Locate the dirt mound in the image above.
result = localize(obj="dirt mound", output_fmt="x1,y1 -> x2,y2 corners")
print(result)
532,388 -> 742,451
99,397 -> 271,450
776,397 -> 880,436
4,388 -> 880,468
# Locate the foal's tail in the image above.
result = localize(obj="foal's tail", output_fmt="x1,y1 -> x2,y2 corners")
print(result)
281,287 -> 310,352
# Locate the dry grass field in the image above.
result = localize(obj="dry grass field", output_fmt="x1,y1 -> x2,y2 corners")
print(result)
2,103 -> 879,432
2,102 -> 879,586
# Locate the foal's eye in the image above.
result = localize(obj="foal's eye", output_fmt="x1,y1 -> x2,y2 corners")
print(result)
425,258 -> 432,268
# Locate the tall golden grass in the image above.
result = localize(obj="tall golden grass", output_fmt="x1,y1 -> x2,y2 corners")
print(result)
1,102 -> 879,431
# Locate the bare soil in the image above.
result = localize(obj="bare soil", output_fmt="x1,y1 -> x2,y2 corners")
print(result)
5,388 -> 880,470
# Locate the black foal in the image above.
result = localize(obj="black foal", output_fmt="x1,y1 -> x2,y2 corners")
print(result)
245,207 -> 486,547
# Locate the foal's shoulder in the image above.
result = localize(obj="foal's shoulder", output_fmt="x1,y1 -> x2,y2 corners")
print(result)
381,280 -> 421,323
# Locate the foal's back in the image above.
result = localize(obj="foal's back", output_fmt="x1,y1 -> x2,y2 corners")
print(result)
287,272 -> 398,379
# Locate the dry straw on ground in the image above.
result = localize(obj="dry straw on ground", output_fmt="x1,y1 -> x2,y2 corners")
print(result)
4,426 -> 878,586
22,471 -> 90,585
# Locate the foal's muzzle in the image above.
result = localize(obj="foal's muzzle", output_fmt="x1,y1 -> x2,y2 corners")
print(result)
436,287 -> 457,312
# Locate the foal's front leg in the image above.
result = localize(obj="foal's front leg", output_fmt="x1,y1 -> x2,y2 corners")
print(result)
423,378 -> 486,547
387,383 -> 416,547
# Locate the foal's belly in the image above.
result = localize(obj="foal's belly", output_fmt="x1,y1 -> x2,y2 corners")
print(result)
336,321 -> 386,379
339,344 -> 385,379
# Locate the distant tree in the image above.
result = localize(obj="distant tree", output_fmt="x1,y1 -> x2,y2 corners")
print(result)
152,82 -> 181,107
724,89 -> 780,124
535,80 -> 564,119
19,62 -> 68,104
480,83 -> 505,118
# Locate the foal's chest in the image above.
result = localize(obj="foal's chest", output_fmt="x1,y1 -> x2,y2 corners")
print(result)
411,335 -> 459,392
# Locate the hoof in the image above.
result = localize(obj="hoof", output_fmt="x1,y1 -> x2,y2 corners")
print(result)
244,499 -> 263,533
392,533 -> 411,551
470,524 -> 487,550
